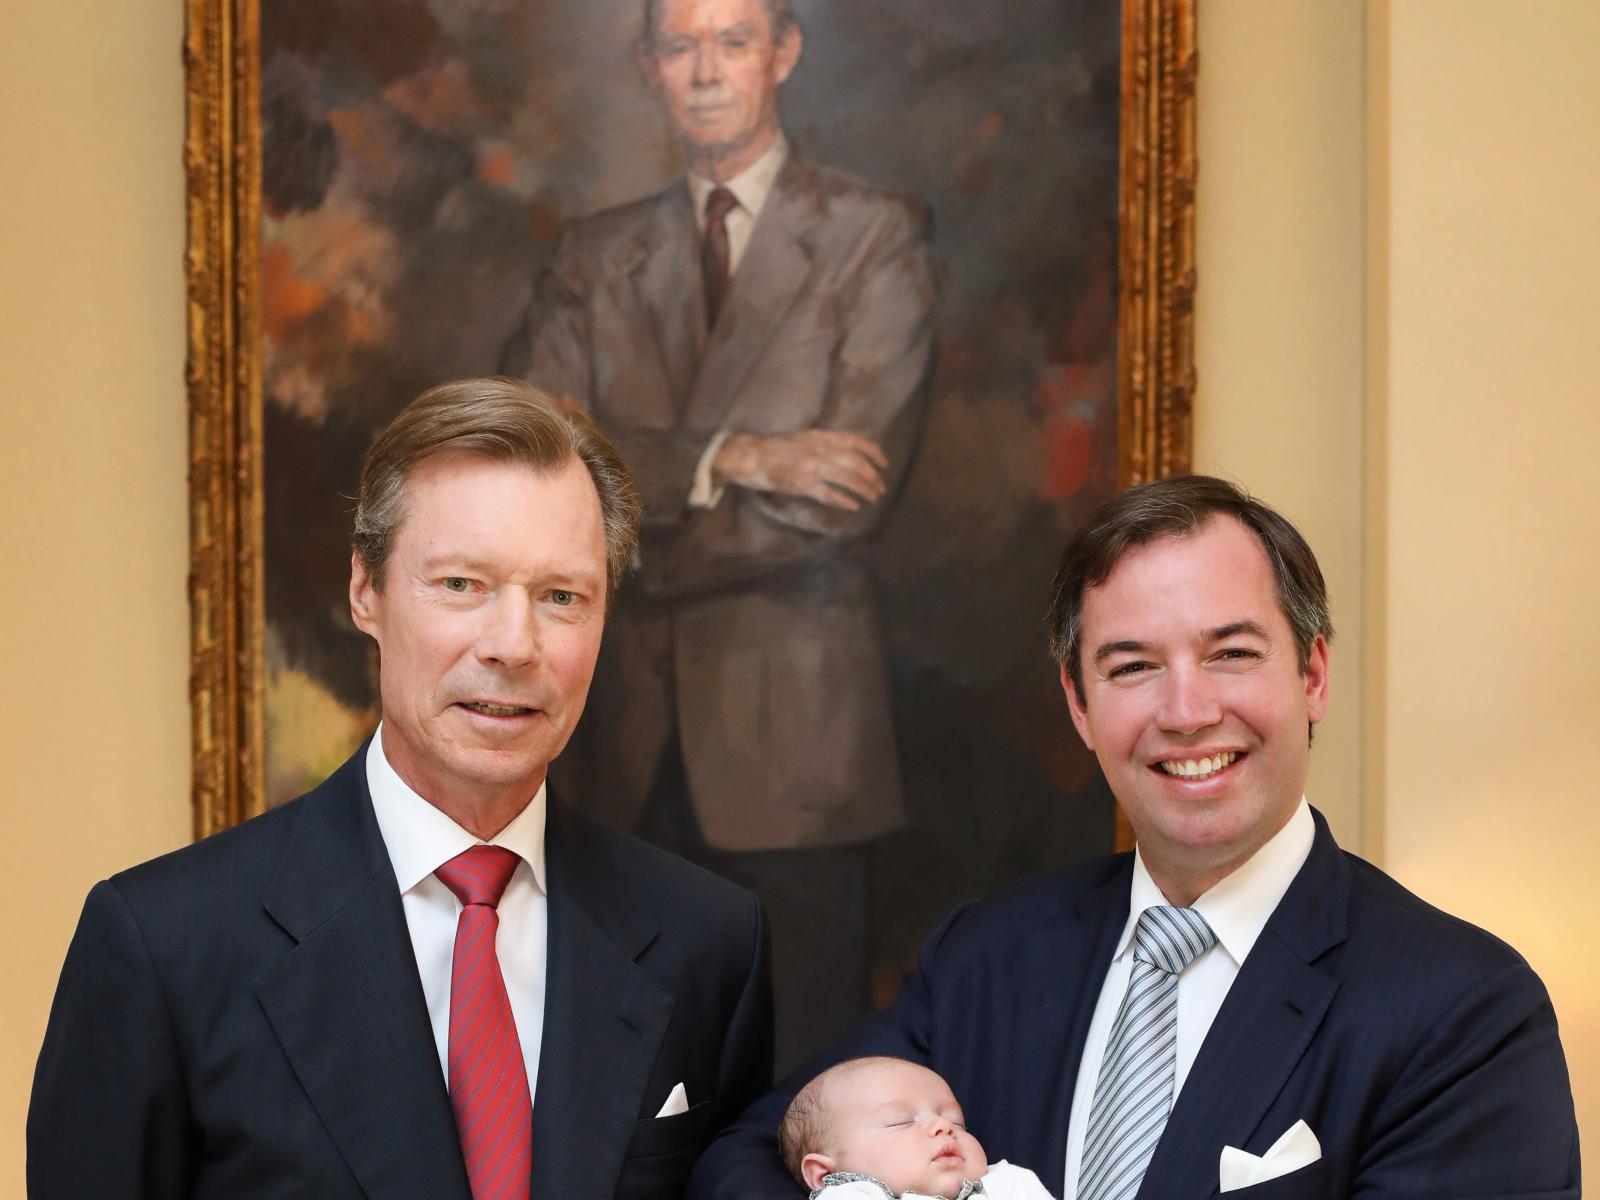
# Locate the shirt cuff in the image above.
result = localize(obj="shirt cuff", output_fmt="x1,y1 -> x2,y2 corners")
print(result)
687,430 -> 732,510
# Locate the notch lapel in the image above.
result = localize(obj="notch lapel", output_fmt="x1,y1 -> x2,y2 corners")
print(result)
1137,815 -> 1350,1200
682,157 -> 816,432
628,182 -> 705,417
1022,860 -> 1134,1170
256,755 -> 471,1200
530,802 -> 675,1198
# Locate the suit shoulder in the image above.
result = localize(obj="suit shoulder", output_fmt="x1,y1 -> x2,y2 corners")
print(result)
109,797 -> 303,912
1341,849 -> 1535,982
932,852 -> 1129,952
786,157 -> 931,237
551,801 -> 758,923
550,187 -> 678,259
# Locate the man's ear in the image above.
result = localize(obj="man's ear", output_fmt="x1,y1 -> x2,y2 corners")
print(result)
772,23 -> 802,85
800,1152 -> 837,1192
1060,662 -> 1095,751
1303,634 -> 1331,725
349,551 -> 380,637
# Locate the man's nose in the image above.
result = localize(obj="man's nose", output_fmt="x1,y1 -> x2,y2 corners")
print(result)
1158,664 -> 1222,734
477,592 -> 540,668
692,41 -> 722,85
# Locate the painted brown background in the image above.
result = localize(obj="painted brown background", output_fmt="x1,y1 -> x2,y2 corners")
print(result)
255,0 -> 1123,1001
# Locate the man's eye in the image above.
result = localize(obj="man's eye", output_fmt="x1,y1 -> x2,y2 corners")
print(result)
550,589 -> 576,606
1108,661 -> 1150,679
1216,648 -> 1259,662
443,578 -> 471,593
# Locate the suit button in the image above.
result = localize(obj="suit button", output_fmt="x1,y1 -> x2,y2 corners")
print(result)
654,654 -> 674,678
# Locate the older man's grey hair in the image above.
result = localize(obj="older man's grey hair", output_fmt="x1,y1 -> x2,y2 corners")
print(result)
643,0 -> 798,46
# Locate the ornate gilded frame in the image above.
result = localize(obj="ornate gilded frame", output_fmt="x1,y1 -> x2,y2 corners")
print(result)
183,0 -> 1197,839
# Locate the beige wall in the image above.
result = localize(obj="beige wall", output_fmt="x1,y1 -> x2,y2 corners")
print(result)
2,0 -> 1594,1190
1200,0 -> 1598,1162
1194,0 -> 1367,848
0,0 -> 191,1192
1373,0 -> 1600,1154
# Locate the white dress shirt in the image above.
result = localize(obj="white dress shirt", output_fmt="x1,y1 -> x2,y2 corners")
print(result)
1061,799 -> 1315,1198
686,135 -> 790,511
365,724 -> 549,1100
687,133 -> 788,275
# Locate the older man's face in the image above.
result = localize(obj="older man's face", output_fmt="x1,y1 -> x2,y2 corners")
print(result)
349,453 -> 608,814
1062,516 -> 1329,901
644,0 -> 799,164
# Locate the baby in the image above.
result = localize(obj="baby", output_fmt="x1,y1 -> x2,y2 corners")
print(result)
779,1057 -> 1056,1200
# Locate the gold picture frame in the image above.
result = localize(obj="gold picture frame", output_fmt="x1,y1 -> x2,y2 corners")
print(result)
183,0 -> 1196,841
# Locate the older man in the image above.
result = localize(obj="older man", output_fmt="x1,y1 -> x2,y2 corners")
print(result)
692,475 -> 1578,1198
29,378 -> 771,1199
511,0 -> 938,1068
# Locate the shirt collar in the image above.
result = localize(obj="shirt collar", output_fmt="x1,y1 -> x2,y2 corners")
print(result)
1113,798 -> 1314,967
688,133 -> 788,226
366,722 -> 548,896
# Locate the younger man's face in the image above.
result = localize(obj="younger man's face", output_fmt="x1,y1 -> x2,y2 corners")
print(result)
802,1060 -> 988,1198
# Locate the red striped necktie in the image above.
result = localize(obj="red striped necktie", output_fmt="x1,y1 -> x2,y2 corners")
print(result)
434,845 -> 533,1200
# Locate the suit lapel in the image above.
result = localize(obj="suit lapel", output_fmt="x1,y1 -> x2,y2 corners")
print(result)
530,800 -> 675,1198
255,751 -> 471,1200
1138,814 -> 1350,1199
1016,859 -> 1134,1171
627,182 -> 705,416
682,155 -> 817,432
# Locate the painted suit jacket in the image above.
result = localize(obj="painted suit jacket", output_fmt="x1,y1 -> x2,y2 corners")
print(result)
517,151 -> 939,852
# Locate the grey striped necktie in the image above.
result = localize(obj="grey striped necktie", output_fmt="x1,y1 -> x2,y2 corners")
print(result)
1078,905 -> 1217,1200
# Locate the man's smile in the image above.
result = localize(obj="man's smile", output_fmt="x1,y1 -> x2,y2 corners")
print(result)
1154,750 -> 1243,781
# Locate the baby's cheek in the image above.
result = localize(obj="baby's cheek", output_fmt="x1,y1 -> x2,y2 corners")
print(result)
963,1132 -> 989,1175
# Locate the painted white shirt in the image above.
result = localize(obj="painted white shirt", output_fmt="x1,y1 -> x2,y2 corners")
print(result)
686,134 -> 791,510
365,724 -> 549,1100
1061,799 -> 1315,1198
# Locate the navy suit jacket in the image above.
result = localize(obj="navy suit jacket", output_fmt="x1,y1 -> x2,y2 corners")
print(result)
28,746 -> 772,1198
690,810 -> 1579,1198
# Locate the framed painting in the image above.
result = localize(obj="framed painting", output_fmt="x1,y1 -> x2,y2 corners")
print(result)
185,0 -> 1195,1061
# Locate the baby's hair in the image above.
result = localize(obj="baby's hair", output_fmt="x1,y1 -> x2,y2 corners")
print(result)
778,1056 -> 922,1181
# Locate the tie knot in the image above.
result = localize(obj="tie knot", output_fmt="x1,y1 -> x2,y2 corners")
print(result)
705,185 -> 738,226
434,844 -> 521,909
1133,905 -> 1216,974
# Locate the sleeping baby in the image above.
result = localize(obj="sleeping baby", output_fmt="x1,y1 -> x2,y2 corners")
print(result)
778,1057 -> 1056,1200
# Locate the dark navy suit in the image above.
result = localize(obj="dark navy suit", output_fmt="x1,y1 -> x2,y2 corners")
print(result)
28,746 -> 772,1198
690,809 -> 1579,1198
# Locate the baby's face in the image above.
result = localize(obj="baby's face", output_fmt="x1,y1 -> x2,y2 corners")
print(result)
820,1061 -> 988,1198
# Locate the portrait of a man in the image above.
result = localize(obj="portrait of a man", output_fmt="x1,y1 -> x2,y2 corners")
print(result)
256,0 -> 1124,1068
509,0 -> 937,1065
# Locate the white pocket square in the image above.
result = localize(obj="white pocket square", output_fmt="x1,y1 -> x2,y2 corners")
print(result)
1219,1119 -> 1322,1192
654,1081 -> 689,1118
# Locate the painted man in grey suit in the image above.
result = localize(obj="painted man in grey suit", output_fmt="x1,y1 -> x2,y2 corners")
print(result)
511,0 -> 938,1067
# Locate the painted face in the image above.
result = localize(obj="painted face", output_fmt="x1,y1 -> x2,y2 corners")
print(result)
814,1061 -> 988,1198
643,0 -> 800,167
349,453 -> 608,816
1062,516 -> 1329,901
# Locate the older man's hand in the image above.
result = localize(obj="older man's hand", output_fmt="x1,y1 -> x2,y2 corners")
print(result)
713,430 -> 890,511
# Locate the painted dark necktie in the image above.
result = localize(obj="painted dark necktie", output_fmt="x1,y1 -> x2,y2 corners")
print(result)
702,185 -> 738,327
